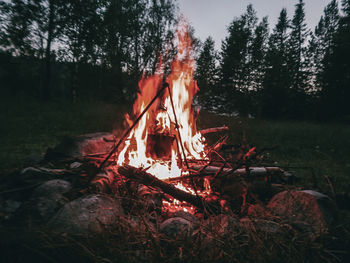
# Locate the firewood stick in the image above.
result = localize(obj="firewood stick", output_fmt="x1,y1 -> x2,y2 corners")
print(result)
199,126 -> 229,135
212,135 -> 228,152
192,165 -> 283,175
117,165 -> 219,212
165,166 -> 284,183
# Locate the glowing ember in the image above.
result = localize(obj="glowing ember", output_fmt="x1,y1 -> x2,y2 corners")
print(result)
116,22 -> 207,182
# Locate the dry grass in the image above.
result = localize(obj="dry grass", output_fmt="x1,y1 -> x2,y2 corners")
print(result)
1,97 -> 350,262
1,210 -> 349,263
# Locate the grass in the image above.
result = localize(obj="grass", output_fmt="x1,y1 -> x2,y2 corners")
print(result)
1,96 -> 349,194
199,111 -> 350,193
1,96 -> 350,262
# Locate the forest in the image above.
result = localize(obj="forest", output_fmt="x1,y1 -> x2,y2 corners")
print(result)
0,0 -> 349,121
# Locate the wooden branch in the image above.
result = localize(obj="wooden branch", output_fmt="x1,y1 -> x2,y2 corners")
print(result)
199,126 -> 229,135
165,166 -> 284,183
117,164 -> 219,212
212,135 -> 228,152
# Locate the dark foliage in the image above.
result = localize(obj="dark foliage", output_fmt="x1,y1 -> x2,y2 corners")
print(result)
0,0 -> 349,120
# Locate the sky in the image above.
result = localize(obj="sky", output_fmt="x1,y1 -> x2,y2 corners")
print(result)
178,0 -> 332,50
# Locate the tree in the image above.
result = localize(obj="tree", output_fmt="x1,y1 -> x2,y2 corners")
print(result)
310,0 -> 339,93
261,8 -> 291,119
0,0 -> 36,56
57,0 -> 104,101
24,0 -> 68,100
195,36 -> 218,106
320,0 -> 350,119
288,0 -> 310,118
250,16 -> 269,92
100,0 -> 177,102
219,4 -> 258,114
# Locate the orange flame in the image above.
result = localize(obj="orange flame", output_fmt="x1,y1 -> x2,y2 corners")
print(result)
117,22 -> 207,180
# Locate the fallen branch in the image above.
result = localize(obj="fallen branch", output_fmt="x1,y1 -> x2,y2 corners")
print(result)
165,166 -> 284,183
118,164 -> 219,213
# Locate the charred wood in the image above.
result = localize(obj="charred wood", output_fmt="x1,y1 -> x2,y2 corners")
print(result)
118,165 -> 220,213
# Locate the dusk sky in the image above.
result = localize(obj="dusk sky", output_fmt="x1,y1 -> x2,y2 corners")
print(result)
178,0 -> 332,49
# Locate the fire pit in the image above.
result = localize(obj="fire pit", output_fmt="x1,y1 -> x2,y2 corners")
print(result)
0,23 -> 340,263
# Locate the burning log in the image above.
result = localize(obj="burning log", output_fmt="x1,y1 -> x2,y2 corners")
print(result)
199,126 -> 229,135
118,164 -> 220,213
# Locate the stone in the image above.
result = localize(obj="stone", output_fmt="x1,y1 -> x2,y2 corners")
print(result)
19,167 -> 71,184
48,194 -> 124,234
31,179 -> 72,221
160,217 -> 192,238
267,190 -> 337,236
33,179 -> 72,198
173,210 -> 199,224
45,132 -> 116,160
70,162 -> 82,169
203,214 -> 240,237
247,204 -> 272,218
240,218 -> 283,235
0,199 -> 22,221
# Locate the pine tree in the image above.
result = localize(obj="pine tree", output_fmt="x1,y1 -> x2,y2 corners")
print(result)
288,0 -> 310,118
195,36 -> 218,106
321,0 -> 350,119
250,16 -> 269,92
219,4 -> 258,114
262,8 -> 291,119
310,0 -> 339,93
342,0 -> 350,15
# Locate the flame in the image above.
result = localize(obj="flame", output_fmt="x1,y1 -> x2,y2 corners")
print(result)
117,22 -> 206,181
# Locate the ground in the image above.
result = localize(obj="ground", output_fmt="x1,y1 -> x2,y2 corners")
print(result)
1,97 -> 349,193
1,96 -> 350,262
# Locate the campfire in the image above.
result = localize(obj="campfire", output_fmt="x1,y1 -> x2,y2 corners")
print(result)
107,24 -> 213,213
0,22 -> 340,263
93,23 -> 293,215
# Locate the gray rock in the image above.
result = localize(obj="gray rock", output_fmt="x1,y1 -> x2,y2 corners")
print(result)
267,190 -> 337,237
46,132 -> 115,159
20,167 -> 71,184
48,194 -> 124,234
173,211 -> 199,224
300,190 -> 337,225
203,214 -> 240,237
160,217 -> 192,238
31,179 -> 72,221
0,199 -> 22,220
33,179 -> 72,197
240,218 -> 283,235
70,162 -> 82,169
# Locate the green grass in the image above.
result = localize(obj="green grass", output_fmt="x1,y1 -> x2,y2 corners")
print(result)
0,97 -> 128,175
199,112 -> 350,193
1,97 -> 349,193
